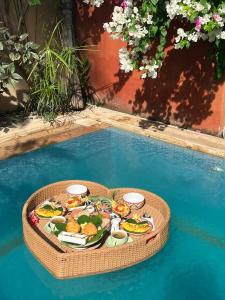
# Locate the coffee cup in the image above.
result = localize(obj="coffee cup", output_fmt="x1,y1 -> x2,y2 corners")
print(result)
110,230 -> 128,246
50,216 -> 66,224
48,216 -> 66,233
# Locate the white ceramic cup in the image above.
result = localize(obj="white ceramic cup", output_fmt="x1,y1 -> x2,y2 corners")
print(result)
111,230 -> 128,246
66,184 -> 88,196
50,216 -> 66,224
48,216 -> 66,233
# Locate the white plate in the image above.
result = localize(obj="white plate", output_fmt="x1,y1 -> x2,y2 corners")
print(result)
66,184 -> 88,196
123,192 -> 144,204
67,204 -> 86,212
60,231 -> 106,249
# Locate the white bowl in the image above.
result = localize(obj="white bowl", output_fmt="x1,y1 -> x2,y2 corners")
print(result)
50,216 -> 66,224
66,184 -> 88,196
123,192 -> 145,209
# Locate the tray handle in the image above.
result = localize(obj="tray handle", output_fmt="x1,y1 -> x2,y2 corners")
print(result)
145,230 -> 159,244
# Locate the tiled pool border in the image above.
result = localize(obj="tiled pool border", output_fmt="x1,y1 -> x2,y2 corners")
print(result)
1,106 -> 225,160
0,122 -> 107,160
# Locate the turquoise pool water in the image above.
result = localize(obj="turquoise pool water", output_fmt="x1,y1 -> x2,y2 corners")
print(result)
1,127 -> 225,300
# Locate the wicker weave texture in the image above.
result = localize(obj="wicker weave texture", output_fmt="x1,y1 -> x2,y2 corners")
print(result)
22,180 -> 170,279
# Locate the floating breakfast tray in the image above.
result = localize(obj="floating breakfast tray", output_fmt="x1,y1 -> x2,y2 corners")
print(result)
22,180 -> 170,279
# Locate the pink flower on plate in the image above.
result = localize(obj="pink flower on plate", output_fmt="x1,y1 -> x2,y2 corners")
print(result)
29,210 -> 39,226
213,14 -> 223,22
195,17 -> 202,32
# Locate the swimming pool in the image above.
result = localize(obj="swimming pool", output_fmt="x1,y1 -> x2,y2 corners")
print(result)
1,127 -> 225,300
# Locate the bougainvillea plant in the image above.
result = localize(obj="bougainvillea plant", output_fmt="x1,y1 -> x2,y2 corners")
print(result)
82,0 -> 225,79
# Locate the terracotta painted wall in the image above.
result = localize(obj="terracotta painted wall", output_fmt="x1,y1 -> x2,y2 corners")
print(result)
75,1 -> 225,134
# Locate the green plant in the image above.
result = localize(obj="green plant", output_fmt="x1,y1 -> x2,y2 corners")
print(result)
28,21 -> 86,121
0,25 -> 40,93
76,56 -> 92,100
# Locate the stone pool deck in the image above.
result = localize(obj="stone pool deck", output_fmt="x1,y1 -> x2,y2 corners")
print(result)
1,105 -> 225,159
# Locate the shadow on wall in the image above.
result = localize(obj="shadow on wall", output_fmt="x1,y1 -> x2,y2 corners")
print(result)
75,2 -> 223,132
75,1 -> 112,44
130,43 -> 220,130
105,27 -> 221,130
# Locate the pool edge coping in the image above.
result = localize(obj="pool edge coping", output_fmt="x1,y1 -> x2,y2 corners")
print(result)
0,122 -> 108,160
1,105 -> 225,160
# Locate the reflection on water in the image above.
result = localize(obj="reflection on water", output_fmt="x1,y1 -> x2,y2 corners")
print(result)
165,262 -> 223,300
1,128 -> 225,300
25,246 -> 156,298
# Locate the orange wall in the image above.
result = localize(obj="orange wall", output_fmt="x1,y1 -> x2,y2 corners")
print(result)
75,1 -> 225,134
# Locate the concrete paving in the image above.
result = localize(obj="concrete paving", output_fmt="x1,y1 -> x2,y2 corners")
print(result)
1,105 -> 225,159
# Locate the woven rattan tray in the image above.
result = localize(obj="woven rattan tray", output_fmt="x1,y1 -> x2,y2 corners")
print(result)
22,180 -> 170,279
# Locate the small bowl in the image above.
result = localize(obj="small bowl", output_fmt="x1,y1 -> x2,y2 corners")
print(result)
50,216 -> 66,224
123,192 -> 145,210
110,230 -> 128,246
66,184 -> 88,196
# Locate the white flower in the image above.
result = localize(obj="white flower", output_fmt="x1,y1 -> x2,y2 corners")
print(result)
194,3 -> 204,12
166,0 -> 181,19
146,15 -> 153,25
133,7 -> 138,14
220,31 -> 225,39
187,32 -> 198,42
82,0 -> 104,7
83,0 -> 225,80
140,58 -> 160,79
200,15 -> 210,25
177,28 -> 186,38
219,6 -> 225,14
118,48 -> 134,72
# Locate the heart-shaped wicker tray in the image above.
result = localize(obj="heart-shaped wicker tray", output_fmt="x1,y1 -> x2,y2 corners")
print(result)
22,180 -> 170,279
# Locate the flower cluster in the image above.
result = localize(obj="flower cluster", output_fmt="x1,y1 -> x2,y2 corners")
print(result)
167,0 -> 225,49
103,2 -> 156,77
83,0 -> 225,79
82,0 -> 104,7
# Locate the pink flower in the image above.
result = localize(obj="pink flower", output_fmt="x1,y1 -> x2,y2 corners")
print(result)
113,0 -> 127,8
195,17 -> 202,32
213,14 -> 223,22
121,0 -> 127,8
29,210 -> 39,226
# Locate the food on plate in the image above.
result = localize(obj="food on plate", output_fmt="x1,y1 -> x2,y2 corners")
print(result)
35,204 -> 63,218
65,196 -> 85,210
100,211 -> 110,219
121,214 -> 152,234
121,221 -> 151,234
58,232 -> 88,245
81,223 -> 98,236
88,196 -> 112,213
112,201 -> 130,217
70,207 -> 83,218
77,214 -> 102,227
66,218 -> 80,234
49,209 -> 107,248
101,218 -> 110,229
74,214 -> 103,236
